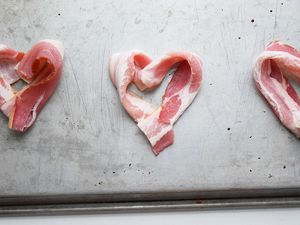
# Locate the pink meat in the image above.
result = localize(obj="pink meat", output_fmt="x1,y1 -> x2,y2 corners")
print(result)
110,50 -> 203,155
160,61 -> 190,123
0,40 -> 64,132
253,41 -> 300,137
0,45 -> 24,84
153,130 -> 174,155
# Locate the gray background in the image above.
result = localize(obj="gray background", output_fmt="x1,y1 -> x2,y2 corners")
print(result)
0,0 -> 299,197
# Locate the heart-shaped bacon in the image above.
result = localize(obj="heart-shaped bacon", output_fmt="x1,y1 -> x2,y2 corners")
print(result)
253,41 -> 300,136
110,51 -> 203,155
0,40 -> 64,132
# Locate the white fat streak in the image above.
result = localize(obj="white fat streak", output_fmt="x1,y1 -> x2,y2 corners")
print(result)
0,79 -> 14,102
148,123 -> 172,146
269,78 -> 291,119
140,53 -> 202,88
137,108 -> 173,146
0,44 -> 8,51
111,51 -> 133,89
14,62 -> 20,75
25,94 -> 44,128
291,118 -> 300,136
292,117 -> 300,135
140,68 -> 158,87
272,79 -> 300,128
40,39 -> 64,58
127,94 -> 156,119
140,55 -> 171,87
165,72 -> 198,125
112,50 -> 148,96
0,45 -> 19,80
254,50 -> 300,135
115,56 -> 131,93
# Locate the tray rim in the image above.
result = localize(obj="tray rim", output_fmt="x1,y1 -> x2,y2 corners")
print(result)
1,187 -> 300,216
1,196 -> 300,216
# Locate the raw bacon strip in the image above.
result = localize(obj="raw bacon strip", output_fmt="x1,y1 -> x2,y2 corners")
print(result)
0,45 -> 24,116
253,41 -> 300,137
0,44 -> 24,84
0,40 -> 64,132
110,51 -> 202,155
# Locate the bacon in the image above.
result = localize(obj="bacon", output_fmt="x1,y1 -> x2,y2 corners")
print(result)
0,40 -> 64,132
0,44 -> 24,84
110,51 -> 202,155
0,45 -> 23,116
253,41 -> 300,137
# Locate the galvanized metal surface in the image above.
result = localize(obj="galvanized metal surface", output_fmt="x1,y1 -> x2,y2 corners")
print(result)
0,0 -> 300,212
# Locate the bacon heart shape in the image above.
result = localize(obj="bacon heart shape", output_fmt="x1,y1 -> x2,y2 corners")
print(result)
253,41 -> 300,137
0,40 -> 64,132
110,51 -> 203,155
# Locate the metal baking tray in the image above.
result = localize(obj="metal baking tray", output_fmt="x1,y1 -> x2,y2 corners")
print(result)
1,0 -> 300,216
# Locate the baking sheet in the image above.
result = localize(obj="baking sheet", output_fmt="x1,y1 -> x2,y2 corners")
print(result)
0,0 -> 300,212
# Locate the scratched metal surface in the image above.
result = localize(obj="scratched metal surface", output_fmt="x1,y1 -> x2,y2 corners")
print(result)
0,0 -> 300,203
